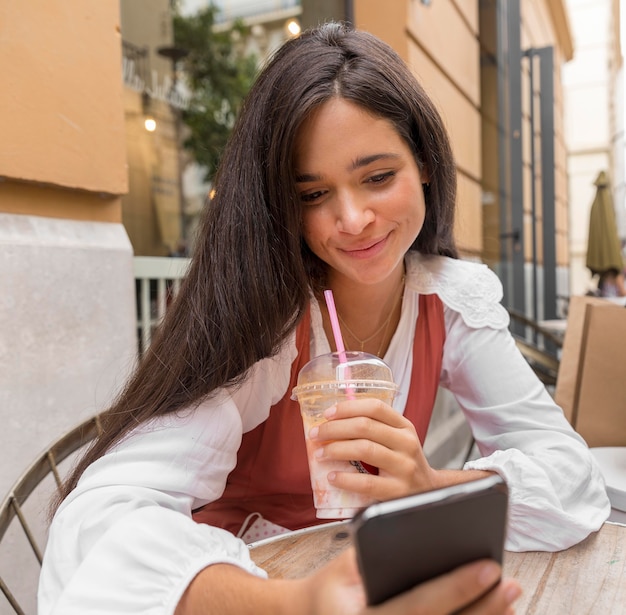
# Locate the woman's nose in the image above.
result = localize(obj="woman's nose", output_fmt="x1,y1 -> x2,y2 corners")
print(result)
335,192 -> 375,234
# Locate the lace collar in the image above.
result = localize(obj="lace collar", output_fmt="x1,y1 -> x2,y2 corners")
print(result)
405,252 -> 510,330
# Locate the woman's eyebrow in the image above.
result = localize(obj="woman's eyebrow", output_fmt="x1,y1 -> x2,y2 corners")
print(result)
295,172 -> 320,183
350,152 -> 400,170
295,153 -> 400,183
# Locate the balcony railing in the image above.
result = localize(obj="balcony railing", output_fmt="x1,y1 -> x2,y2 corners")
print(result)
134,256 -> 191,354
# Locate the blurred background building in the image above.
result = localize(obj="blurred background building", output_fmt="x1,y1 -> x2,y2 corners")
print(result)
564,0 -> 625,296
116,0 -> 626,295
120,0 -> 192,256
2,1 -> 625,610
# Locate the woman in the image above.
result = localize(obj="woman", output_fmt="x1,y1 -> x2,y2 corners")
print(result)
598,267 -> 626,297
39,23 -> 608,614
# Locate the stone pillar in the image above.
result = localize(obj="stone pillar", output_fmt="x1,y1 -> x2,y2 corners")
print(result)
0,214 -> 136,496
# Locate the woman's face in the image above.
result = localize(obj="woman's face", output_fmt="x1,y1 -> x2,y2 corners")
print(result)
294,98 -> 427,287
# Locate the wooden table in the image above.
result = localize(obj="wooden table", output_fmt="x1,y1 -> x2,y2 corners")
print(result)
249,521 -> 626,613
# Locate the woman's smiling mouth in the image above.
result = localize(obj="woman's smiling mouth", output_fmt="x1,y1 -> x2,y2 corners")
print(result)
339,234 -> 389,259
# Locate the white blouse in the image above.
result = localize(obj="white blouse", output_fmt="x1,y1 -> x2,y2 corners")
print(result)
38,253 -> 610,615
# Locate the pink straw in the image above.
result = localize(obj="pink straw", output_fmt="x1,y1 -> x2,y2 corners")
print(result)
324,289 -> 348,363
324,290 -> 364,472
324,290 -> 355,398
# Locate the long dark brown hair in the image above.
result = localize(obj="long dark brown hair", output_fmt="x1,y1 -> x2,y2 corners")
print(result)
54,22 -> 458,509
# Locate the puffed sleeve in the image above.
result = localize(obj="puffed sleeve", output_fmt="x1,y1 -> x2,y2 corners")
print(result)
38,340 -> 297,615
434,261 -> 610,552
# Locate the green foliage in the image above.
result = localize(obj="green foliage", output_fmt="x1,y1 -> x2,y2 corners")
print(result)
174,5 -> 258,181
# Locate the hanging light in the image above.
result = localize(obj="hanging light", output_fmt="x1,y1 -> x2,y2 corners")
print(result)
286,19 -> 301,37
142,90 -> 157,132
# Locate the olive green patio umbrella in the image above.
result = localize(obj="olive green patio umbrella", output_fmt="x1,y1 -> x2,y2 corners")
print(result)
586,171 -> 624,276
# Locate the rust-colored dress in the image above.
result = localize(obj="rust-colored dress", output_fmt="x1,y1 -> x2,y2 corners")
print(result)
193,294 -> 445,535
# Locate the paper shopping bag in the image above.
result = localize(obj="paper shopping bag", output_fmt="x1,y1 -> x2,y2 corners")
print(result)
554,296 -> 626,447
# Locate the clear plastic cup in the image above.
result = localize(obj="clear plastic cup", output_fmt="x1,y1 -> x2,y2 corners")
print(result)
292,351 -> 399,519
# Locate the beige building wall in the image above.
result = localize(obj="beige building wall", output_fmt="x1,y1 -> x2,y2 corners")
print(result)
0,1 -> 127,217
0,2 -> 137,607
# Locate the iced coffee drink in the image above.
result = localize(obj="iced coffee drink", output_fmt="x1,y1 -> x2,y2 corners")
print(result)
292,351 -> 398,519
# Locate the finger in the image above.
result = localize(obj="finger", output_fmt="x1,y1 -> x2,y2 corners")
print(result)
327,467 -> 379,498
461,578 -> 522,615
315,414 -> 418,455
326,547 -> 362,584
317,430 -> 428,500
328,399 -> 407,428
317,420 -> 422,480
328,470 -> 412,503
321,436 -> 411,465
322,441 -> 418,496
305,548 -> 368,614
379,560 -> 510,615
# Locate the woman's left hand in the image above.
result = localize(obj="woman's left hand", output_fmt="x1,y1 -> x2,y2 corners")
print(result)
308,398 -> 439,501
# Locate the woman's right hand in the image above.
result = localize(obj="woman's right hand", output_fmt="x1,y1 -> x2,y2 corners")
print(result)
175,547 -> 521,615
305,547 -> 521,615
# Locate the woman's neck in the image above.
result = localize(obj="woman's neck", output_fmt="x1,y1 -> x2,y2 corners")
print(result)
319,267 -> 406,357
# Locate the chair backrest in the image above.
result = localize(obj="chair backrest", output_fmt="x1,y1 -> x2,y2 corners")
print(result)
0,414 -> 102,614
555,296 -> 626,446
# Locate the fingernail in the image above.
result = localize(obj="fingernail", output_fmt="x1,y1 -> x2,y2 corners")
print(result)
314,447 -> 324,458
505,584 -> 522,603
309,426 -> 319,438
478,562 -> 500,587
328,471 -> 336,482
324,406 -> 337,418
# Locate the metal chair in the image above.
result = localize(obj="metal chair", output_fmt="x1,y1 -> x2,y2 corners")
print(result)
0,414 -> 102,614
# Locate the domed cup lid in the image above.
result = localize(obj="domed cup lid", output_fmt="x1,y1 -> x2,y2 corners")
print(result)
292,351 -> 399,400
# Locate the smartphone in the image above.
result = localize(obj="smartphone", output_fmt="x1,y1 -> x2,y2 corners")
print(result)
351,474 -> 509,606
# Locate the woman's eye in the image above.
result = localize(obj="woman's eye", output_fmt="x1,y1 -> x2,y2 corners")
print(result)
368,171 -> 395,184
300,190 -> 325,203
